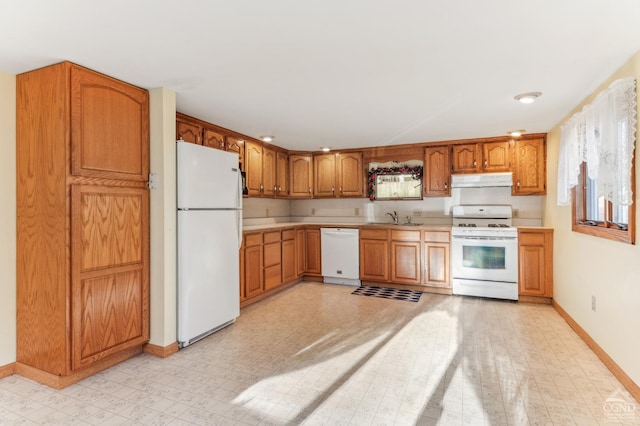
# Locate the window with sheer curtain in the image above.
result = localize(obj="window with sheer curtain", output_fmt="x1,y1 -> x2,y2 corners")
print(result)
557,77 -> 637,244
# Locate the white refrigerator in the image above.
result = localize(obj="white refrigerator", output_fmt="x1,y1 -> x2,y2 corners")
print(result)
177,141 -> 242,348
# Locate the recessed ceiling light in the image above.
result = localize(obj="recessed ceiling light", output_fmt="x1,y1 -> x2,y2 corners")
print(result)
321,147 -> 331,152
508,130 -> 526,137
260,135 -> 274,142
514,92 -> 542,104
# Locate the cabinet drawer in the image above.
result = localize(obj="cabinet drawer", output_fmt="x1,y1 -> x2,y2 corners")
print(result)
244,233 -> 263,247
519,232 -> 545,245
264,231 -> 281,243
424,231 -> 450,243
391,230 -> 420,241
360,229 -> 389,240
282,229 -> 296,240
264,242 -> 281,267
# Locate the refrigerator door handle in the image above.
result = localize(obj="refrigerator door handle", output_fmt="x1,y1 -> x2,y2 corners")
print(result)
237,210 -> 243,250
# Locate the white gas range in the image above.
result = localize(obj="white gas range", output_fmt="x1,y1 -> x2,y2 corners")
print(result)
451,205 -> 518,301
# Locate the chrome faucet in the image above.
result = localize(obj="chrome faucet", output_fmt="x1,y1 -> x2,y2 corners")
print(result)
386,211 -> 399,225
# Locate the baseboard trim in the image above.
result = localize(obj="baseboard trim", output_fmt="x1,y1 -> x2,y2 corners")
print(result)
0,362 -> 16,379
143,342 -> 179,358
519,295 -> 552,304
552,300 -> 640,402
15,346 -> 142,389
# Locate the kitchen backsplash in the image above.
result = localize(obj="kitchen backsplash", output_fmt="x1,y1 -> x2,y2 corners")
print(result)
243,187 -> 543,227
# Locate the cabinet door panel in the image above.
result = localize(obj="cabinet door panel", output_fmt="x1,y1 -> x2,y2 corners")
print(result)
338,152 -> 364,197
282,239 -> 296,283
71,184 -> 149,370
296,229 -> 306,276
313,154 -> 336,197
176,120 -> 201,144
226,136 -> 245,169
73,269 -> 146,369
513,138 -> 546,195
71,65 -> 149,181
482,141 -> 510,172
262,148 -> 277,197
360,239 -> 389,281
203,128 -> 226,150
519,246 -> 545,295
244,245 -> 263,298
276,152 -> 289,197
289,155 -> 313,198
424,242 -> 449,287
424,146 -> 451,197
245,141 -> 263,196
390,241 -> 420,284
305,229 -> 322,274
451,144 -> 480,173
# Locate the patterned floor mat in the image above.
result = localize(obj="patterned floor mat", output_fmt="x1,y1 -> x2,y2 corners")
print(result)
351,285 -> 422,302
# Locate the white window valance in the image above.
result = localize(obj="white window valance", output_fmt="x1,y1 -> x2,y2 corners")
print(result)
557,77 -> 637,206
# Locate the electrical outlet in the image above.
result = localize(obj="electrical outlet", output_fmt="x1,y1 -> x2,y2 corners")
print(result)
592,295 -> 596,311
513,209 -> 520,218
266,208 -> 270,217
413,209 -> 423,217
311,208 -> 316,216
355,208 -> 360,216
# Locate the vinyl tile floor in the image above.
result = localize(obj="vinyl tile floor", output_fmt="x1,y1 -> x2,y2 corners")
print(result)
1,282 -> 638,425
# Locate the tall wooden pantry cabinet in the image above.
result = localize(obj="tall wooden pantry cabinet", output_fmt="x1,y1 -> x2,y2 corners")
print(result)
16,62 -> 150,388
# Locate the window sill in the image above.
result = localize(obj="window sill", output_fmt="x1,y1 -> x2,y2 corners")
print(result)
572,223 -> 634,244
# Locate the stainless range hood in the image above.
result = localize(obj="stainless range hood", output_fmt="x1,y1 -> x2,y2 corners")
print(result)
450,172 -> 513,188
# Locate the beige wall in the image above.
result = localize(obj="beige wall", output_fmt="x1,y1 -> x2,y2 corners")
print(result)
149,88 -> 178,347
0,71 -> 16,366
544,51 -> 640,386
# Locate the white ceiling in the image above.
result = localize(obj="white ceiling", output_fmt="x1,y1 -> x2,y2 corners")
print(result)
2,1 -> 640,151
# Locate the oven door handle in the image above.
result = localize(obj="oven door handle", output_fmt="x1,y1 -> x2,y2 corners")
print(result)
452,236 -> 517,241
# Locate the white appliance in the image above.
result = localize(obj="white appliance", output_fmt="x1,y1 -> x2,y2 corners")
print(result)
450,172 -> 513,188
320,228 -> 361,286
177,141 -> 242,348
451,205 -> 518,301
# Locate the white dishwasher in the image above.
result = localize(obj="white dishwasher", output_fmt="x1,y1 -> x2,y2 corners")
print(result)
321,228 -> 361,286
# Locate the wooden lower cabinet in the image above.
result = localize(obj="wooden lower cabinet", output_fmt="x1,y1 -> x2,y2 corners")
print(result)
360,229 -> 390,281
243,233 -> 264,299
360,227 -> 450,292
281,229 -> 297,283
423,231 -> 450,288
390,230 -> 421,284
305,228 -> 322,276
296,229 -> 306,276
518,228 -> 553,299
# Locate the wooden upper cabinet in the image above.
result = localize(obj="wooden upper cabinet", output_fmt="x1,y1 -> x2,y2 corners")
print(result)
226,135 -> 245,169
482,141 -> 511,172
513,138 -> 546,195
262,147 -> 277,197
337,152 -> 364,197
71,65 -> 149,182
202,127 -> 226,150
314,152 -> 364,198
314,154 -> 336,197
289,154 -> 313,198
275,151 -> 289,197
424,146 -> 451,197
176,119 -> 202,144
451,144 -> 480,173
245,141 -> 263,196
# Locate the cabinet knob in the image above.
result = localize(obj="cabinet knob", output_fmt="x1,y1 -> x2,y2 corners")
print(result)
274,186 -> 277,192
339,187 -> 342,193
308,187 -> 312,193
484,159 -> 488,168
473,160 -> 477,167
332,187 -> 335,194
517,180 -> 521,189
444,181 -> 448,190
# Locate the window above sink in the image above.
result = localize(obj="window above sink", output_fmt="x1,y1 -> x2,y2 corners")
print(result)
368,161 -> 423,201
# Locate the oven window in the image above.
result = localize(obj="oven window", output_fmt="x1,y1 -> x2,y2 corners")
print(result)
462,246 -> 506,269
